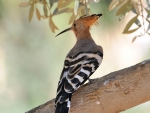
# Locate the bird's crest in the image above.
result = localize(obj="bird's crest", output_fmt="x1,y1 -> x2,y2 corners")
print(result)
55,14 -> 102,37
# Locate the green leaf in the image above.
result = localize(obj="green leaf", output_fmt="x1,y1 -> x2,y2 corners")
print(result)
36,8 -> 41,21
108,0 -> 125,11
147,24 -> 150,31
116,0 -> 131,16
41,15 -> 47,19
146,19 -> 150,31
43,4 -> 48,17
134,18 -> 141,27
74,0 -> 79,15
52,8 -> 58,15
76,5 -> 83,16
49,15 -> 58,33
146,19 -> 150,24
28,2 -> 34,22
69,13 -> 76,24
132,35 -> 142,43
123,15 -> 139,34
132,1 -> 139,14
81,6 -> 85,15
53,8 -> 71,15
58,0 -> 73,9
123,27 -> 139,34
49,0 -> 58,7
132,36 -> 137,43
145,8 -> 150,18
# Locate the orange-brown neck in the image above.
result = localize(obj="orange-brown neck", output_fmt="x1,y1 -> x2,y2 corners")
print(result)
73,29 -> 93,41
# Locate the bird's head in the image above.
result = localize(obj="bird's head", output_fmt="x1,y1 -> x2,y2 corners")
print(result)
55,14 -> 102,38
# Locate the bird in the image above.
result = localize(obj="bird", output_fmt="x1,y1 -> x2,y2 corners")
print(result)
55,14 -> 103,113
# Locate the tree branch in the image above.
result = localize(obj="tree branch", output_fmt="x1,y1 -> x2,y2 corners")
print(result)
26,59 -> 150,113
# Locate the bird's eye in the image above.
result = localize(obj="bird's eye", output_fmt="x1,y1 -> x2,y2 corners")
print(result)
74,23 -> 76,27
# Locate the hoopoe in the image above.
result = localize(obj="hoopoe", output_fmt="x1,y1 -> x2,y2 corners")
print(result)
55,14 -> 103,113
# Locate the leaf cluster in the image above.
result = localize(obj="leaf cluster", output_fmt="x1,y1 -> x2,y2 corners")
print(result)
19,0 -> 96,33
19,0 -> 150,42
108,0 -> 150,42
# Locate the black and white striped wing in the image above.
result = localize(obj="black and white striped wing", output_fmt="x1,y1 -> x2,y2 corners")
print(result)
55,52 -> 103,105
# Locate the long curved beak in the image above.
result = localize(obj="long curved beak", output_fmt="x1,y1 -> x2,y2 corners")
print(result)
55,27 -> 72,37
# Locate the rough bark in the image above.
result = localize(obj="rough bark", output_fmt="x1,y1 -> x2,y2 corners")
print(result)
26,59 -> 150,113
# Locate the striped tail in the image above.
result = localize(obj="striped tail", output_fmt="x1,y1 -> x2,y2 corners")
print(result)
55,97 -> 71,113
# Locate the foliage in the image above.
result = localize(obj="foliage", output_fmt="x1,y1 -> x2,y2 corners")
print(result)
19,0 -> 150,42
109,0 -> 150,42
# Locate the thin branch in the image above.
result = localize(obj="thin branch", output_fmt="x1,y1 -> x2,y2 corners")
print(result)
139,0 -> 150,35
139,0 -> 145,26
26,59 -> 150,113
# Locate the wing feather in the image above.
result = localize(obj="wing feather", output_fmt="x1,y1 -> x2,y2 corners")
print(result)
55,52 -> 103,106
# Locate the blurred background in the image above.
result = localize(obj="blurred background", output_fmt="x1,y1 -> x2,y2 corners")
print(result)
0,0 -> 150,113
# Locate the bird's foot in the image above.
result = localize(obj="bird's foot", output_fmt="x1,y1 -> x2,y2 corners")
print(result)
88,78 -> 95,84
